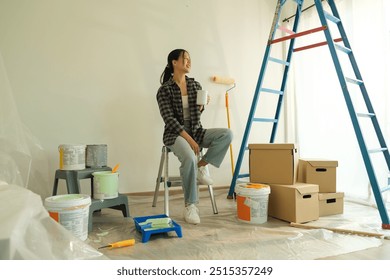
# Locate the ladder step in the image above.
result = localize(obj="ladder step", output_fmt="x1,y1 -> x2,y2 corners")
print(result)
253,117 -> 278,123
357,112 -> 375,118
335,43 -> 352,54
345,77 -> 363,85
261,87 -> 284,95
324,11 -> 340,23
237,173 -> 249,179
368,148 -> 388,153
269,56 -> 290,66
380,186 -> 390,193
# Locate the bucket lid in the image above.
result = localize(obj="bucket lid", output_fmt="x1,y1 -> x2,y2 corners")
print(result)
92,171 -> 118,176
58,144 -> 86,149
87,144 -> 107,147
236,183 -> 271,195
44,194 -> 91,209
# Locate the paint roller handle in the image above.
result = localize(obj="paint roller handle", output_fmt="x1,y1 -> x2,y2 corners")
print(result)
112,164 -> 119,173
225,92 -> 229,108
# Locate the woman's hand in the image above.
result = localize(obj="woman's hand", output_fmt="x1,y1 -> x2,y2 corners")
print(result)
180,130 -> 200,155
187,138 -> 200,155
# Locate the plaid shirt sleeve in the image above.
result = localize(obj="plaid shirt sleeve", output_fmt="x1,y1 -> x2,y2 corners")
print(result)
156,81 -> 184,145
156,77 -> 206,146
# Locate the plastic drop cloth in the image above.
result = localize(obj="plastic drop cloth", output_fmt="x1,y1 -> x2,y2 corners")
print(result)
85,189 -> 386,260
0,50 -> 51,199
0,184 -> 107,260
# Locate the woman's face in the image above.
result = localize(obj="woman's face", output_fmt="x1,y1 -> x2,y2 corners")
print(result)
173,51 -> 191,74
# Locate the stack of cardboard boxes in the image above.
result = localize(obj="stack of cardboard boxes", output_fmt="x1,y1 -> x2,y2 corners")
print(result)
248,143 -> 344,223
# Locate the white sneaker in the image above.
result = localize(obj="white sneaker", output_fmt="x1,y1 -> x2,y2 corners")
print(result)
197,166 -> 214,185
183,204 -> 200,224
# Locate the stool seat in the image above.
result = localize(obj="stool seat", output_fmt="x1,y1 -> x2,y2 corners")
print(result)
52,167 -> 112,195
52,167 -> 130,231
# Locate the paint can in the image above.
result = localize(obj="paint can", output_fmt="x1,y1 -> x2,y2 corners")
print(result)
92,171 -> 119,199
44,194 -> 91,241
236,183 -> 271,224
58,144 -> 86,170
86,144 -> 107,168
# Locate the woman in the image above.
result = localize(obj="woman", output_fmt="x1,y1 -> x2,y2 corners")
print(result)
156,49 -> 232,224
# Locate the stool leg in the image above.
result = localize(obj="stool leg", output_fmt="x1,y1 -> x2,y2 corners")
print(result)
202,157 -> 218,215
65,172 -> 79,194
152,147 -> 166,207
52,170 -> 60,196
208,184 -> 218,214
164,147 -> 169,216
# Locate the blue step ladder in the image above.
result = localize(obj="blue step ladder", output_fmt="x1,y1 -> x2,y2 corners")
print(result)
228,0 -> 390,229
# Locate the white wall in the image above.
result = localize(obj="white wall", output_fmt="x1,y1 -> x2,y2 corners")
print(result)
0,0 -> 280,197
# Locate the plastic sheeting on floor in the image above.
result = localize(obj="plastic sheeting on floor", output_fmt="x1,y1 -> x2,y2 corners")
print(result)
1,184 -> 387,260
0,184 -> 107,260
86,188 -> 386,260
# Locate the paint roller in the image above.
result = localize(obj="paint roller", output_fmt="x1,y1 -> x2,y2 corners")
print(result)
212,76 -> 236,175
212,76 -> 235,85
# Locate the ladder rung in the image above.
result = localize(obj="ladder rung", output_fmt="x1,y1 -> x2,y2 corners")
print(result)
380,186 -> 390,193
237,173 -> 249,179
324,11 -> 340,23
357,112 -> 375,118
335,43 -> 352,54
269,56 -> 290,66
253,117 -> 278,123
271,26 -> 326,44
368,148 -> 388,153
294,38 -> 342,52
261,87 -> 284,95
345,77 -> 363,85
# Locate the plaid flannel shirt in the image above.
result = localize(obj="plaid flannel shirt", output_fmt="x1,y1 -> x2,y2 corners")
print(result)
156,76 -> 206,146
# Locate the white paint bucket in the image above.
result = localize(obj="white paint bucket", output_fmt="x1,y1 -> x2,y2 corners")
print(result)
44,194 -> 91,241
92,171 -> 119,199
58,144 -> 86,170
236,183 -> 271,224
86,144 -> 107,168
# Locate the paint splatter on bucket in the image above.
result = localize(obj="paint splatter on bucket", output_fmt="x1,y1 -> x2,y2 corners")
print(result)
44,194 -> 91,241
86,144 -> 107,168
92,171 -> 119,200
58,144 -> 86,170
236,183 -> 271,224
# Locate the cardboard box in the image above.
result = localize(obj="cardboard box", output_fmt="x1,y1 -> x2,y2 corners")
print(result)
319,192 -> 344,216
249,143 -> 298,185
297,159 -> 338,193
268,182 -> 319,223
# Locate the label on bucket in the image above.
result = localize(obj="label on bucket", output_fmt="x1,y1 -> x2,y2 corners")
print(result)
236,184 -> 270,224
59,144 -> 86,170
45,194 -> 91,241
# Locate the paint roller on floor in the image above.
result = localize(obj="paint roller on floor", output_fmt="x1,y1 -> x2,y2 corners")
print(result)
212,75 -> 236,175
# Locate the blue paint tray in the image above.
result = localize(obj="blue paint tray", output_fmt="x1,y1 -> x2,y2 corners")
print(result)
133,214 -> 182,243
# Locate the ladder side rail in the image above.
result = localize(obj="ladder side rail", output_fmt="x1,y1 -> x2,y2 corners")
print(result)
227,45 -> 273,198
315,0 -> 390,225
228,1 -> 285,198
271,4 -> 303,142
327,0 -> 390,168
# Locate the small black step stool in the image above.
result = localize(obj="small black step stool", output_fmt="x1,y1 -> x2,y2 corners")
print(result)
52,167 -> 130,232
